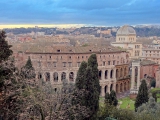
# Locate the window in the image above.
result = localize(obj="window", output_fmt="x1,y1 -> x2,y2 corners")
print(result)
53,62 -> 57,67
49,56 -> 52,59
40,56 -> 42,58
61,56 -> 62,59
63,62 -> 66,67
77,62 -> 81,67
82,56 -> 84,59
68,62 -> 72,67
108,61 -> 110,65
38,61 -> 41,67
113,60 -> 115,65
103,62 -> 105,66
69,56 -> 71,59
47,62 -> 51,67
77,56 -> 79,59
57,49 -> 61,52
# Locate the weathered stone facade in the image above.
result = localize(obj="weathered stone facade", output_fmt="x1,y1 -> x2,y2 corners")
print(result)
14,45 -> 130,96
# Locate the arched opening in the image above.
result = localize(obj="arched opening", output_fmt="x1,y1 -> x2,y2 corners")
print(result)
116,69 -> 119,78
69,72 -> 74,81
110,84 -> 113,92
116,84 -> 119,93
120,83 -> 123,92
61,72 -> 66,81
105,85 -> 108,93
120,68 -> 123,77
105,70 -> 108,79
53,72 -> 58,82
54,88 -> 57,93
110,70 -> 113,79
124,67 -> 127,76
38,72 -> 42,79
45,72 -> 50,81
99,70 -> 102,80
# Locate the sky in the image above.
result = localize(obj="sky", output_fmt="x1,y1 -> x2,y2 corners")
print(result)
0,0 -> 160,28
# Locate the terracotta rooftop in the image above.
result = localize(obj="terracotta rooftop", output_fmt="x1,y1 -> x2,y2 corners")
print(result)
140,59 -> 157,66
25,45 -> 126,54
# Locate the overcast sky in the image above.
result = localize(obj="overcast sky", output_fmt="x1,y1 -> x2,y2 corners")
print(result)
0,0 -> 160,26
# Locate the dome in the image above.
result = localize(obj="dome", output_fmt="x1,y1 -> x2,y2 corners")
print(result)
117,25 -> 136,35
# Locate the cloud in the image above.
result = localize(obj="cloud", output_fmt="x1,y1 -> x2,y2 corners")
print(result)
0,0 -> 160,26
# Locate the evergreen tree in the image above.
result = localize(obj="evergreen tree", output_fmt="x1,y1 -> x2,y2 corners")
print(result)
109,90 -> 118,106
87,54 -> 100,119
84,67 -> 98,120
88,54 -> 101,94
0,31 -> 13,63
0,31 -> 13,92
20,56 -> 36,79
105,91 -> 118,106
75,61 -> 87,90
135,79 -> 149,111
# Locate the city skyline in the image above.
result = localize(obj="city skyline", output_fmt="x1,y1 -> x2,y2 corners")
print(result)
0,0 -> 160,27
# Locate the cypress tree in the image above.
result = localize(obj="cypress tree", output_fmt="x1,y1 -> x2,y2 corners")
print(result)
20,56 -> 36,79
84,67 -> 98,120
88,54 -> 101,94
105,91 -> 118,106
135,79 -> 149,111
75,61 -> 87,90
0,31 -> 13,63
109,90 -> 118,106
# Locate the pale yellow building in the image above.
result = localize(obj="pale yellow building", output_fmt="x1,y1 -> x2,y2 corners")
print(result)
111,25 -> 142,59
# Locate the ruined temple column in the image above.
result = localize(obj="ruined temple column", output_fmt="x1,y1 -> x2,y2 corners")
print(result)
137,66 -> 140,89
131,66 -> 135,89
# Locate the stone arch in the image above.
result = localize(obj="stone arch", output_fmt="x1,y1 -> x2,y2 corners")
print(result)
45,72 -> 50,81
124,67 -> 127,76
110,69 -> 113,78
99,70 -> 102,80
53,72 -> 58,82
110,84 -> 113,92
116,84 -> 119,93
69,72 -> 74,81
61,72 -> 66,81
120,68 -> 123,77
104,85 -> 108,94
116,69 -> 119,78
38,72 -> 42,79
105,70 -> 108,79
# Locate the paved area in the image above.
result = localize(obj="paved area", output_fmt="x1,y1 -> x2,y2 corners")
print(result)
117,90 -> 130,99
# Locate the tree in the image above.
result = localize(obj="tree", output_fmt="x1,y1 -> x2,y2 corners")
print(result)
88,54 -> 101,94
109,90 -> 118,106
87,54 -> 101,119
105,91 -> 118,106
150,79 -> 156,88
75,61 -> 87,90
20,56 -> 36,79
135,80 -> 149,111
0,31 -> 13,63
0,31 -> 13,92
84,67 -> 98,119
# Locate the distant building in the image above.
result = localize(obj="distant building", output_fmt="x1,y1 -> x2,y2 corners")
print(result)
111,25 -> 142,59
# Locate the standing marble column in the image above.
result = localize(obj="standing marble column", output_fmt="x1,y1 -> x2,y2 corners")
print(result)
131,66 -> 135,89
137,66 -> 140,89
